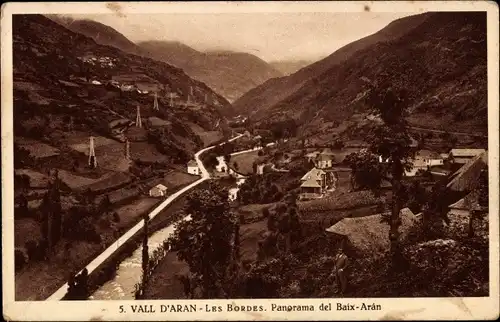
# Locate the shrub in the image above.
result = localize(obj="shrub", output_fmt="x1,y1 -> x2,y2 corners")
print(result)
15,249 -> 27,271
25,240 -> 40,261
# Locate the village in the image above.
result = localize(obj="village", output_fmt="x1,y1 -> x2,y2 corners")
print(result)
9,11 -> 491,306
13,82 -> 490,301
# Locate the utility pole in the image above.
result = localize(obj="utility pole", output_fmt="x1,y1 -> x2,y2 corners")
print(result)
136,106 -> 142,128
153,92 -> 159,111
125,139 -> 130,160
88,136 -> 97,168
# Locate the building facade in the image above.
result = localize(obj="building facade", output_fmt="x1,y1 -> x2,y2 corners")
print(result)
149,184 -> 168,197
187,160 -> 200,175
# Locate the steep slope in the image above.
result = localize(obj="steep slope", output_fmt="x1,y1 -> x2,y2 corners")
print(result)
269,60 -> 315,76
236,12 -> 487,140
45,15 -> 144,56
138,41 -> 283,103
232,13 -> 433,117
13,14 -> 230,163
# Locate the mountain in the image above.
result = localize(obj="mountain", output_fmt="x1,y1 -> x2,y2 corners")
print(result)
46,15 -> 283,103
45,15 -> 145,56
13,14 -> 231,163
231,13 -> 433,118
269,60 -> 315,76
233,12 -> 487,141
138,41 -> 283,103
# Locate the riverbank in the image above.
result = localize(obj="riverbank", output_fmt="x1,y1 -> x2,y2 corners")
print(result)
84,181 -> 209,300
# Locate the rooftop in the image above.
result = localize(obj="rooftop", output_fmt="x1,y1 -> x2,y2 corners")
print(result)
447,151 -> 488,192
415,149 -> 441,159
450,148 -> 486,158
301,167 -> 326,181
326,208 -> 418,255
152,183 -> 168,191
301,177 -> 322,188
187,160 -> 198,167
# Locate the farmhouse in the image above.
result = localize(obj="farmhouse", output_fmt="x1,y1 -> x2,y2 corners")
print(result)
415,149 -> 443,167
315,153 -> 333,169
447,151 -> 488,192
149,184 -> 168,197
187,160 -> 200,175
300,177 -> 323,199
449,149 -> 486,165
325,208 -> 418,256
301,168 -> 326,186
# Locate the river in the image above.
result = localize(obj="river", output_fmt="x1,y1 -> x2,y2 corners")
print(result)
89,150 -> 252,300
90,215 -> 191,300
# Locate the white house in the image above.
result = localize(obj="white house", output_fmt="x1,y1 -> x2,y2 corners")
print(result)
315,153 -> 333,169
415,149 -> 444,167
149,184 -> 168,197
187,159 -> 200,175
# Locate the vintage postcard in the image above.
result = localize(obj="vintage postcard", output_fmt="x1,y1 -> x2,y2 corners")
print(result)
2,1 -> 499,321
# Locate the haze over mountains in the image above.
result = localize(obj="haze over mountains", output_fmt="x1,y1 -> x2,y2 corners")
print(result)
46,15 -> 283,102
269,60 -> 316,76
232,12 -> 487,143
138,41 -> 283,102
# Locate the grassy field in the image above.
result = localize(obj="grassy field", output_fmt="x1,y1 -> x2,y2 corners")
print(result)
15,137 -> 60,158
199,131 -> 223,147
57,169 -> 111,190
162,170 -> 199,191
114,197 -> 160,229
229,150 -> 261,175
14,218 -> 42,248
15,169 -> 50,188
66,134 -> 132,172
130,142 -> 170,163
14,178 -> 199,301
79,171 -> 132,193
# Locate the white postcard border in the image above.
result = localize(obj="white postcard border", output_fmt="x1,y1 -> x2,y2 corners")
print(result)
2,1 -> 499,321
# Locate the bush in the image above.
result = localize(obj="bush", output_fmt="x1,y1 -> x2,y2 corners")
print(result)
25,240 -> 41,261
15,249 -> 27,271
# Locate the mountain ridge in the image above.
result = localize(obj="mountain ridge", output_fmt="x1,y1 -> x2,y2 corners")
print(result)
234,12 -> 487,144
45,15 -> 283,103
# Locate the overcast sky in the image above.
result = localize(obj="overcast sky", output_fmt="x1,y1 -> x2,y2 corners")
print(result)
67,12 -> 418,62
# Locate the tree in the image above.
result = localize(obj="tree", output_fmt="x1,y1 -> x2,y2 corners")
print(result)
40,173 -> 63,256
332,139 -> 345,150
345,151 -> 383,192
233,162 -> 239,171
363,78 -> 415,269
19,193 -> 28,213
99,194 -> 112,216
66,268 -> 89,300
224,154 -> 231,164
141,214 -> 150,296
168,182 -> 238,298
203,152 -> 219,170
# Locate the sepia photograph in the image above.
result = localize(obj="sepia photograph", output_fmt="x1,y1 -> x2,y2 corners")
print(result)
2,1 -> 499,321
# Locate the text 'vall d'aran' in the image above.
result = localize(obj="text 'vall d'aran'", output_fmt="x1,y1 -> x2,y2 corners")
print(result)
122,302 -> 382,314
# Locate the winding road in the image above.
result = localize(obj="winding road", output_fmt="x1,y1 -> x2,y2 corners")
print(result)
46,133 -> 243,301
